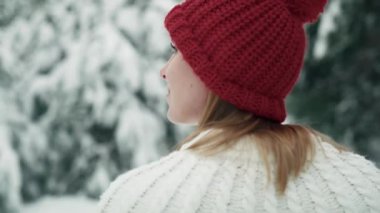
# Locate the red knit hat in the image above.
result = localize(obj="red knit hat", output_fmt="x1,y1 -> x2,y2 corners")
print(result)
164,0 -> 328,123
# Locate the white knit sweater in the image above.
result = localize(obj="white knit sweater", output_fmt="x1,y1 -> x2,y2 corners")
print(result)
98,129 -> 380,213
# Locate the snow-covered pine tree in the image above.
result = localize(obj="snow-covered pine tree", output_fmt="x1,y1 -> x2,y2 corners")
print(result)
288,0 -> 380,166
1,0 -> 188,211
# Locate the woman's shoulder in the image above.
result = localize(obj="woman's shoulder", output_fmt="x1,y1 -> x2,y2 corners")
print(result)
309,135 -> 380,188
314,137 -> 379,175
302,136 -> 380,210
97,148 -> 236,213
97,150 -> 187,213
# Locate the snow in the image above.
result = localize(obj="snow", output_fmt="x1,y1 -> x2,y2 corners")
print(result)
115,7 -> 143,42
0,124 -> 22,213
115,103 -> 166,168
313,0 -> 342,59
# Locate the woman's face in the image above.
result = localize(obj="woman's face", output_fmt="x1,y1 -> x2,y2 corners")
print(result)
160,43 -> 209,125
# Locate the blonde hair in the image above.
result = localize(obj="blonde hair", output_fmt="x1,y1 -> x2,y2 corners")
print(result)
173,91 -> 350,196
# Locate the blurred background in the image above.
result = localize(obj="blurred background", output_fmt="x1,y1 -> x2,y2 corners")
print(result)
0,0 -> 379,212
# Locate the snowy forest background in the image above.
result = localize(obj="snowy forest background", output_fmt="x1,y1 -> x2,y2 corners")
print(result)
0,0 -> 379,212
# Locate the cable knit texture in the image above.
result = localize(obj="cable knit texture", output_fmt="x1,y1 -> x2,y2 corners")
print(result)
163,0 -> 329,123
97,129 -> 380,213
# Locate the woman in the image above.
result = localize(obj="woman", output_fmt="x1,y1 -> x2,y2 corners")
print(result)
98,0 -> 380,212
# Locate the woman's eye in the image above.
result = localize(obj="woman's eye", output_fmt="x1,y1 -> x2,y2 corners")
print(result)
170,43 -> 177,53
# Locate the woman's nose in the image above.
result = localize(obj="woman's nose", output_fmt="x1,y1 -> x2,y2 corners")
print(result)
160,65 -> 167,80
160,53 -> 175,80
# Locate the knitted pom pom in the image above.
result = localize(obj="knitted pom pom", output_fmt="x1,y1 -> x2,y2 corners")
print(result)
285,0 -> 328,23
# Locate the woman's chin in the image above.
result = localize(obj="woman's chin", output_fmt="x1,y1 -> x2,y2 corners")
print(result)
167,110 -> 182,124
167,111 -> 197,125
